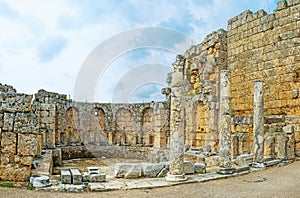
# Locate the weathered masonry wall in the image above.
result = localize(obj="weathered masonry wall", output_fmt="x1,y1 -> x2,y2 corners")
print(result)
0,84 -> 170,181
0,85 -> 42,182
228,1 -> 300,155
167,29 -> 227,152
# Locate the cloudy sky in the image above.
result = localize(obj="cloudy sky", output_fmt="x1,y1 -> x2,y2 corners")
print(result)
0,0 -> 279,103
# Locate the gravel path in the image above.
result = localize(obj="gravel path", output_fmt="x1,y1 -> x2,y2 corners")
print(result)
1,160 -> 300,198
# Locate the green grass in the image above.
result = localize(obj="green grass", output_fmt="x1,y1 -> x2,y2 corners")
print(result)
0,183 -> 14,188
26,186 -> 34,190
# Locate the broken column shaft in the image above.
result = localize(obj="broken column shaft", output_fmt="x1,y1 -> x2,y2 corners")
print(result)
219,70 -> 232,167
253,80 -> 264,163
165,55 -> 187,182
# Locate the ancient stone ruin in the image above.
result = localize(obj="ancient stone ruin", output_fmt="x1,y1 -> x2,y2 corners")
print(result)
0,0 -> 300,191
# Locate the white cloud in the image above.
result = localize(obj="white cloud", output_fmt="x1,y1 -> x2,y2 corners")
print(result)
0,0 -> 277,102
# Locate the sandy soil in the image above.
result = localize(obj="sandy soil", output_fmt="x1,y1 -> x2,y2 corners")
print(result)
1,160 -> 300,198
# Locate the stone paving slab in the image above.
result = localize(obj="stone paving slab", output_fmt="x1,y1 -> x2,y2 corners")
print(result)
88,183 -> 105,191
102,181 -> 126,190
125,180 -> 152,189
147,179 -> 170,187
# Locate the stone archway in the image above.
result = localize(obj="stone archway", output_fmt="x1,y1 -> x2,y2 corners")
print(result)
141,107 -> 155,145
64,107 -> 80,145
115,108 -> 133,145
88,107 -> 107,145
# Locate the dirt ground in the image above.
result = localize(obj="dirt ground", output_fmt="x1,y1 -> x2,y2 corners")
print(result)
1,160 -> 300,198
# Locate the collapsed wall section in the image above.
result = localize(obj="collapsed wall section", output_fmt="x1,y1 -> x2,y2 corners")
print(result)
168,29 -> 227,152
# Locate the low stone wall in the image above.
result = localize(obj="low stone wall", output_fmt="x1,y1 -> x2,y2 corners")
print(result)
61,146 -> 94,160
58,145 -> 170,163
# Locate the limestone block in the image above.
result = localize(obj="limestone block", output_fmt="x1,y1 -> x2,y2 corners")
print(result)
194,162 -> 206,173
70,168 -> 82,184
277,0 -> 288,10
264,159 -> 282,167
61,169 -> 72,184
205,156 -> 221,167
275,133 -> 287,159
265,115 -> 285,124
216,167 -> 236,175
17,133 -> 38,156
88,183 -> 105,191
30,175 -> 51,188
1,132 -> 16,154
231,135 -> 239,156
0,154 -> 14,165
0,165 -> 31,182
115,163 -> 141,178
283,125 -> 294,134
235,166 -> 250,173
236,154 -> 254,166
87,167 -> 100,174
14,155 -> 33,166
286,133 -> 295,160
264,135 -> 275,159
140,163 -> 164,177
3,113 -> 15,132
90,174 -> 106,182
183,161 -> 194,174
14,113 -> 39,133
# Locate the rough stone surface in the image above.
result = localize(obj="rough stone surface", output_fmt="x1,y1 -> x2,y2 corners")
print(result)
90,173 -> 106,182
115,163 -> 141,178
1,1 -> 300,182
140,163 -> 164,177
60,169 -> 72,184
183,161 -> 194,174
70,168 -> 82,184
194,162 -> 206,173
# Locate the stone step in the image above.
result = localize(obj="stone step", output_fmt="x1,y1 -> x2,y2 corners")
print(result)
264,159 -> 282,167
61,169 -> 72,184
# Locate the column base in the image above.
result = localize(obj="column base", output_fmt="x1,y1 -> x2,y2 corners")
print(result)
252,162 -> 265,168
165,172 -> 187,182
216,167 -> 236,175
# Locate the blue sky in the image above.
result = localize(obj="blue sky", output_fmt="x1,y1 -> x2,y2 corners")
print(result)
0,0 -> 279,102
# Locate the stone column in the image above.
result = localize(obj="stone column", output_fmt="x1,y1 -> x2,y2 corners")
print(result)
219,70 -> 232,167
253,80 -> 264,163
165,55 -> 187,182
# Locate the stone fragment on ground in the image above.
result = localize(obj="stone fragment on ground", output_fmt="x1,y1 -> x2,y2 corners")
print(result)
30,175 -> 51,188
140,162 -> 164,177
183,161 -> 194,174
194,162 -> 206,173
115,163 -> 141,178
60,169 -> 72,184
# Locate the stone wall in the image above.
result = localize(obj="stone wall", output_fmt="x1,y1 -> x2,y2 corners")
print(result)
0,85 -> 170,181
1,0 -> 300,182
227,0 -> 300,155
167,29 -> 227,152
0,85 -> 42,182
